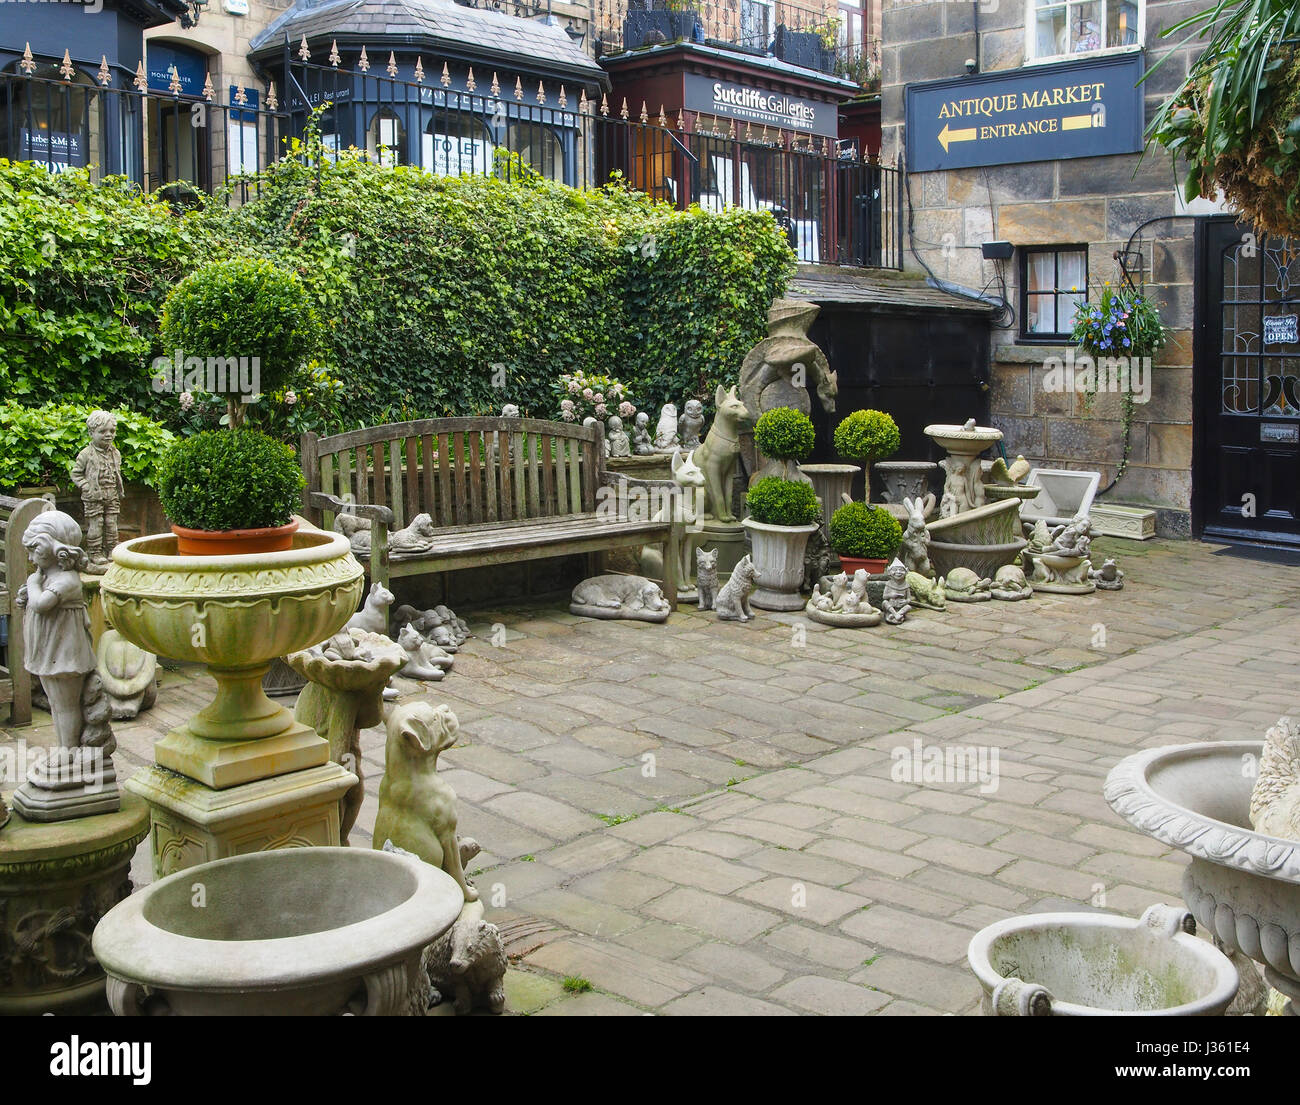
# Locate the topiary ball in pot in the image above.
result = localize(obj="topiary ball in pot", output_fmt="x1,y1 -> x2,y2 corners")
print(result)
158,257 -> 319,428
754,407 -> 816,462
746,476 -> 822,528
830,500 -> 902,573
832,409 -> 901,503
158,429 -> 306,555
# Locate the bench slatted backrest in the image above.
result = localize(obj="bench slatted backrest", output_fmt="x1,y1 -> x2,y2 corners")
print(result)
304,418 -> 604,532
1,494 -> 51,726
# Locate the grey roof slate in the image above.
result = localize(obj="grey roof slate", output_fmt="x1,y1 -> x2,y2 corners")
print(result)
790,265 -> 999,314
250,0 -> 604,78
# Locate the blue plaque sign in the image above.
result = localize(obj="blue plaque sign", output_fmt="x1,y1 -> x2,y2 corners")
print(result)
905,52 -> 1144,172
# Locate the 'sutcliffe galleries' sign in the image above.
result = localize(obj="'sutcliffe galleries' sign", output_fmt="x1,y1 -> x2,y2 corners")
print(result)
683,74 -> 836,139
905,52 -> 1144,172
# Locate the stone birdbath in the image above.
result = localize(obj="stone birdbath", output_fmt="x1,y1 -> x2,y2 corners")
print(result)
287,629 -> 406,845
924,420 -> 1003,518
1106,740 -> 1300,1016
92,847 -> 462,1015
968,904 -> 1239,1016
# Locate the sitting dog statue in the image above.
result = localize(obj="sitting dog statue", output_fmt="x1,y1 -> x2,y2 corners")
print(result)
372,702 -> 478,902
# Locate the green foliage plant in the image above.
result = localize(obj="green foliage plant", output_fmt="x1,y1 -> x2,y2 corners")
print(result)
156,429 -> 305,532
829,501 -> 903,559
753,407 -> 815,461
832,409 -> 901,464
746,476 -> 822,527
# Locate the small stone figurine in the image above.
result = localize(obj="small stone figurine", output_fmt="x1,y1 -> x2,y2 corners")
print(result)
695,547 -> 719,611
678,399 -> 705,451
880,558 -> 912,625
606,415 -> 632,458
653,403 -> 679,452
70,410 -> 124,574
632,411 -> 654,455
12,511 -> 119,821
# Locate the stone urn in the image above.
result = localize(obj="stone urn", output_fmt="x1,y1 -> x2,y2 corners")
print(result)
1106,740 -> 1300,1015
99,530 -> 364,789
93,847 -> 463,1015
968,904 -> 1239,1016
797,463 -> 859,541
873,460 -> 939,518
925,499 -> 1027,580
742,518 -> 819,611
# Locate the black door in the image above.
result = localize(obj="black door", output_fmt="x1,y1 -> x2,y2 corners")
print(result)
1194,217 -> 1300,546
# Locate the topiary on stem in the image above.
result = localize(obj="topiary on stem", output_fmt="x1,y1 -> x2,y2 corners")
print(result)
157,429 -> 306,532
753,407 -> 816,461
829,501 -> 903,559
746,477 -> 822,527
158,258 -> 319,428
832,409 -> 900,464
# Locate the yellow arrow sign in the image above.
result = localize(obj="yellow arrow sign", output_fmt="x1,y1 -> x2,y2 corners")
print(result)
1061,113 -> 1094,131
938,123 -> 977,152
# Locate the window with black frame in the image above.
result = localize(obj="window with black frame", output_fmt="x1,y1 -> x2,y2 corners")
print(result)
1021,245 -> 1088,340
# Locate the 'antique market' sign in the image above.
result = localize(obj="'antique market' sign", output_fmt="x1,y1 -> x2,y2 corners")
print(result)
683,73 -> 837,139
904,52 -> 1144,172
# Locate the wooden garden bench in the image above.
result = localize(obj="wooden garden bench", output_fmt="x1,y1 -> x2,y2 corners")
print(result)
301,417 -> 681,608
1,493 -> 50,727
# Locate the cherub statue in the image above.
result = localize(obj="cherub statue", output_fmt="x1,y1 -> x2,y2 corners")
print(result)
632,411 -> 654,455
1048,514 -> 1093,559
607,415 -> 632,458
11,511 -> 119,820
71,410 -> 124,573
678,399 -> 705,451
880,557 -> 912,625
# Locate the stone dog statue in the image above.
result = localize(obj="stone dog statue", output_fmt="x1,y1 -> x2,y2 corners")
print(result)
693,384 -> 753,523
372,702 -> 478,902
570,574 -> 670,622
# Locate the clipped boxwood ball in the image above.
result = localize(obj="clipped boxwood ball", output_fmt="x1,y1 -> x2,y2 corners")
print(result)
746,476 -> 822,527
158,429 -> 305,532
829,501 -> 903,559
833,409 -> 900,463
753,407 -> 815,462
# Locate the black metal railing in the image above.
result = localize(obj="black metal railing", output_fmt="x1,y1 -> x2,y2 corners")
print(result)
3,56 -> 901,268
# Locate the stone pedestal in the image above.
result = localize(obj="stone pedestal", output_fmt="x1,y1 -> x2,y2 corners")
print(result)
696,519 -> 748,580
0,793 -> 149,1014
126,761 -> 358,880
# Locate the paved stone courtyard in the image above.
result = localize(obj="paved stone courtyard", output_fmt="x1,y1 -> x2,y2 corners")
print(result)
6,536 -> 1298,1015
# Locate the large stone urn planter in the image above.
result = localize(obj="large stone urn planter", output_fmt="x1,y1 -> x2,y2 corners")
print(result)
925,499 -> 1027,579
93,847 -> 463,1015
968,904 -> 1239,1016
1106,740 -> 1300,1015
873,460 -> 939,517
100,530 -> 364,789
742,518 -> 818,611
797,463 -> 859,541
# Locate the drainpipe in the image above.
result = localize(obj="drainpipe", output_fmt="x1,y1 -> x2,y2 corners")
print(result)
972,2 -> 980,73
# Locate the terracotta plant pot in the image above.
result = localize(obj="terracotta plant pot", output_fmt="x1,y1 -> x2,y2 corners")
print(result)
172,520 -> 299,556
837,555 -> 888,576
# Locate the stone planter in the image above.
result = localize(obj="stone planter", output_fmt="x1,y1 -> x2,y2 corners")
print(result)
100,530 -> 364,789
968,904 -> 1239,1016
1106,740 -> 1300,1015
798,463 -> 859,541
742,518 -> 818,611
93,847 -> 463,1015
0,794 -> 150,1014
873,460 -> 939,513
925,499 -> 1027,579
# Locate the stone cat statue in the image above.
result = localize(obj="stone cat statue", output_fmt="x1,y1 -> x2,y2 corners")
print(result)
714,554 -> 758,622
396,624 -> 454,681
347,581 -> 395,635
695,548 -> 719,611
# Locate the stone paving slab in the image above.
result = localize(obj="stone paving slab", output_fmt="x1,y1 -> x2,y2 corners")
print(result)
4,537 -> 1299,1015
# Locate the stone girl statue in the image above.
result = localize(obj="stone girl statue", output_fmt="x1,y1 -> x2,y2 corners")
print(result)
12,511 -> 119,821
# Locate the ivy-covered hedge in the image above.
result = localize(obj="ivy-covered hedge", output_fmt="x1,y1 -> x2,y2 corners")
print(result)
202,137 -> 794,423
0,159 -> 209,409
0,401 -> 177,491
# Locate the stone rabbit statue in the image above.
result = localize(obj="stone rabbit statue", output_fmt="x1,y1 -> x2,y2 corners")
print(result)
898,497 -> 934,579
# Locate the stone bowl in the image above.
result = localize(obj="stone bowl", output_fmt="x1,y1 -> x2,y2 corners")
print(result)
927,498 -> 1023,546
93,847 -> 463,1016
983,483 -> 1041,504
1106,741 -> 1300,1009
928,539 -> 1027,581
968,905 -> 1239,1016
924,423 -> 1003,456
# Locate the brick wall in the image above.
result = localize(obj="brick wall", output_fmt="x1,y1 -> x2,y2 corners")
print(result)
879,0 -> 1213,533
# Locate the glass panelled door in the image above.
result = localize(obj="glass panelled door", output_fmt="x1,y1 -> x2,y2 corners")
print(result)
1196,218 -> 1300,545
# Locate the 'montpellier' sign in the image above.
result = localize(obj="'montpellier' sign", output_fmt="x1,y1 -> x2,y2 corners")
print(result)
683,73 -> 838,139
905,52 -> 1144,172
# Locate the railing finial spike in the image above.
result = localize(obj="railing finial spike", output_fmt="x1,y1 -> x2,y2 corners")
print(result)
97,55 -> 111,87
133,60 -> 147,91
358,45 -> 371,72
60,49 -> 76,83
466,67 -> 476,92
329,40 -> 341,67
19,42 -> 36,76
298,35 -> 311,61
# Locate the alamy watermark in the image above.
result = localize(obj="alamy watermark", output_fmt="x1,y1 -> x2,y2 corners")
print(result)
151,350 -> 261,402
1041,348 -> 1152,404
890,738 -> 1000,794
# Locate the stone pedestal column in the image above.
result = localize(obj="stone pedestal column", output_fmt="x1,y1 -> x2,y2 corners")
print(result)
0,792 -> 149,1014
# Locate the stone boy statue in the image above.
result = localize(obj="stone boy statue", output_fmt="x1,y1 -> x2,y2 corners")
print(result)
70,410 -> 124,573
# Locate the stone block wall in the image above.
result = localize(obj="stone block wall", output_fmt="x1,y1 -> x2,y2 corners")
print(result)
878,0 -> 1211,534
145,1 -> 292,93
